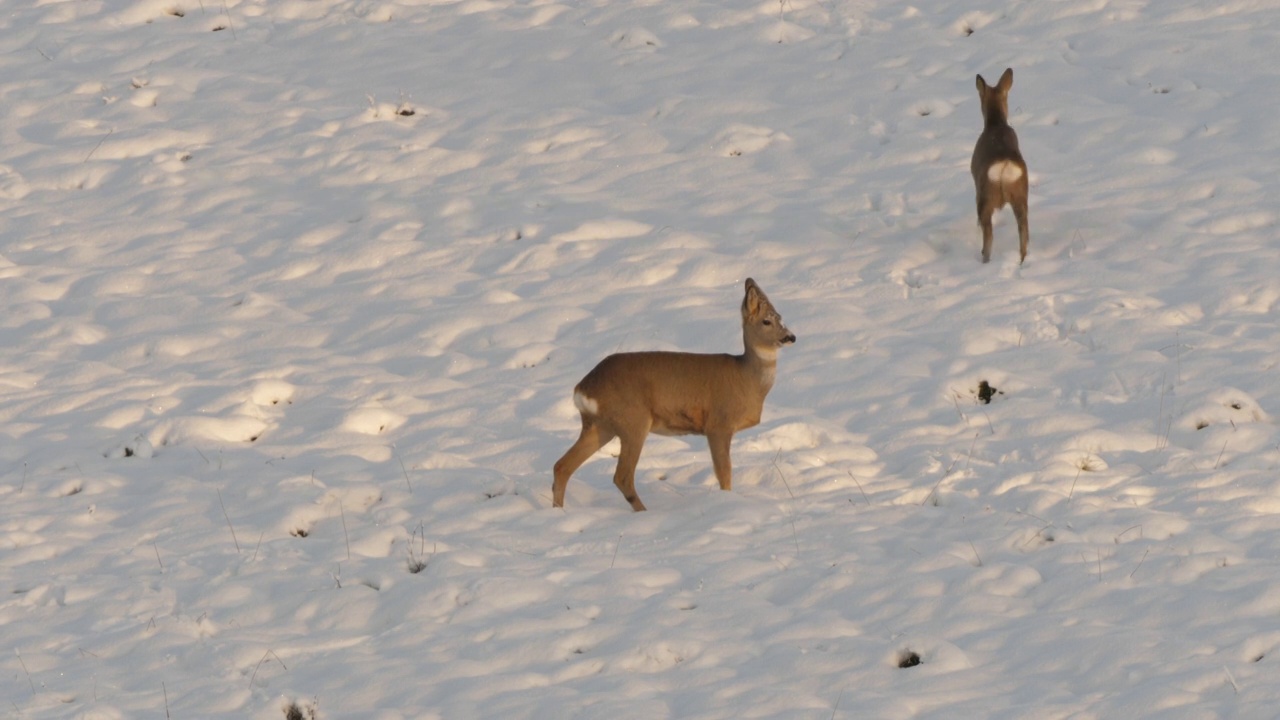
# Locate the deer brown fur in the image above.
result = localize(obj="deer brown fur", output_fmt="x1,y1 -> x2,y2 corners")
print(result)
971,68 -> 1030,264
552,279 -> 796,511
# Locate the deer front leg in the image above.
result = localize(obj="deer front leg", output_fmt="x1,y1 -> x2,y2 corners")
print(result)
707,430 -> 734,491
613,428 -> 649,512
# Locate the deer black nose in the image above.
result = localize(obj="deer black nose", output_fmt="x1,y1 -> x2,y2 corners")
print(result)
783,333 -> 796,344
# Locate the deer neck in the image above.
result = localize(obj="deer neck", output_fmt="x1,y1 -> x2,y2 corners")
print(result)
982,101 -> 1009,130
741,341 -> 779,393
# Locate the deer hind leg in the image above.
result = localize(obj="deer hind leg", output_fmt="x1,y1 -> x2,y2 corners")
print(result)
707,430 -> 734,491
612,424 -> 650,512
1013,193 -> 1030,264
552,418 -> 615,508
976,190 -> 997,263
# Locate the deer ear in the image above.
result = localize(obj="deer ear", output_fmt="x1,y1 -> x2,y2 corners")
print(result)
998,68 -> 1014,91
975,74 -> 988,93
743,279 -> 765,319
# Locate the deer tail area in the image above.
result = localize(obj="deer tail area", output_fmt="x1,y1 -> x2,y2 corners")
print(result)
986,160 -> 1023,184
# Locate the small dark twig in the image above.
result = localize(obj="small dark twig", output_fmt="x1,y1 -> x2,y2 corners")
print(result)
84,129 -> 113,163
770,449 -> 795,499
769,451 -> 801,561
216,489 -> 241,552
1114,525 -> 1142,544
248,649 -> 288,688
1130,547 -> 1150,579
394,446 -> 413,494
962,431 -> 979,472
339,501 -> 351,561
221,0 -> 238,40
846,471 -> 870,505
15,649 -> 35,694
1214,440 -> 1228,469
924,433 -> 978,506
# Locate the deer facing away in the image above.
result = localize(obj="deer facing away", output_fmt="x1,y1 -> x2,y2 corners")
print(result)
552,278 -> 796,512
971,68 -> 1030,264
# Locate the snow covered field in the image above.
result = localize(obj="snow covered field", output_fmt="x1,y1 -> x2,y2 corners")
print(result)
3,0 -> 1280,717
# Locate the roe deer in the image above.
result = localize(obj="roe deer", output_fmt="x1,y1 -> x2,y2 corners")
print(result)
971,68 -> 1030,264
552,278 -> 796,512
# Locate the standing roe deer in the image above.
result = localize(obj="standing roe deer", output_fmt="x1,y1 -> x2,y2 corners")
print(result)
552,278 -> 796,512
971,68 -> 1030,264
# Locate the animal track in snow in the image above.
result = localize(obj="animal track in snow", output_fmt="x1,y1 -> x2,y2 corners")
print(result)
953,11 -> 997,37
610,28 -> 662,51
104,435 -> 155,459
619,642 -> 691,672
250,379 -> 296,407
1184,389 -> 1266,431
711,124 -> 789,158
341,407 -> 405,435
911,99 -> 955,118
151,416 -> 269,446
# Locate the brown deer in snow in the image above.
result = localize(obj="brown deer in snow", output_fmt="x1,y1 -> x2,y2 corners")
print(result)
971,68 -> 1030,263
552,279 -> 796,511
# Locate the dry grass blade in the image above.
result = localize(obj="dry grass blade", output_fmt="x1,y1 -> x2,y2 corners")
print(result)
846,470 -> 870,505
217,489 -> 241,553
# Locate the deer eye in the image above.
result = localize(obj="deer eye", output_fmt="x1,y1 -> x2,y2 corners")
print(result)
762,319 -> 773,326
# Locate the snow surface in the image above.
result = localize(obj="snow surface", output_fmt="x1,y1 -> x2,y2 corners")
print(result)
3,0 -> 1280,717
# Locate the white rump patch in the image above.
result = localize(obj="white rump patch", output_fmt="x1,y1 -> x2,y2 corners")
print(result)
573,390 -> 599,415
988,160 -> 1023,183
